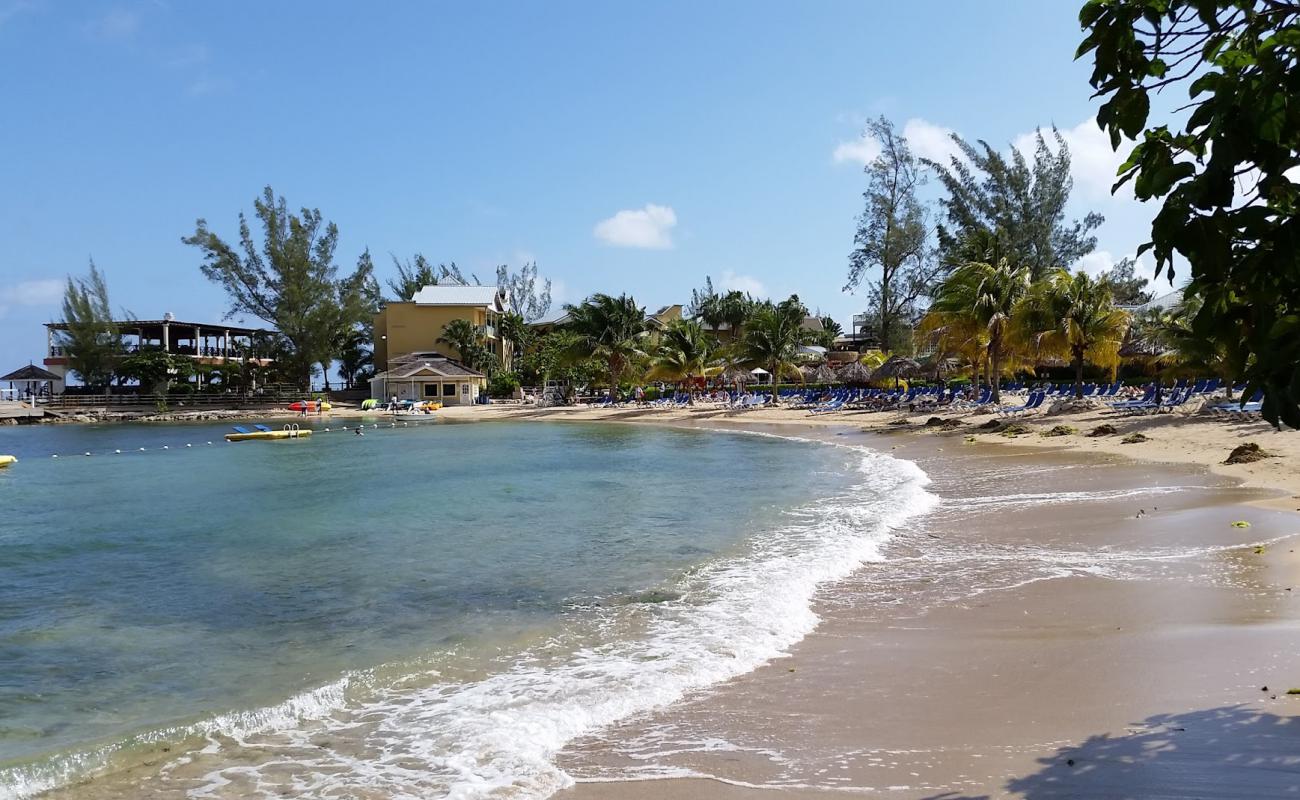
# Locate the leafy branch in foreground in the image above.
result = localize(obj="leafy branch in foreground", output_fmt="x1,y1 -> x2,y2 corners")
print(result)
1079,0 -> 1300,427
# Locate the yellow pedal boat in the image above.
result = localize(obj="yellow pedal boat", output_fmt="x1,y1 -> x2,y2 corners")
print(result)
224,426 -> 313,442
0,455 -> 16,468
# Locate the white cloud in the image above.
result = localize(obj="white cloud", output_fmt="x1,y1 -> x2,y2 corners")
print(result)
832,135 -> 881,166
833,118 -> 959,167
87,8 -> 139,40
0,278 -> 62,320
1,278 -> 62,306
902,118 -> 961,165
593,204 -> 677,249
718,269 -> 766,298
1014,118 -> 1133,202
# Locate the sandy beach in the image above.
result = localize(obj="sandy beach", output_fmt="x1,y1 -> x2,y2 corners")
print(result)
424,401 -> 1300,798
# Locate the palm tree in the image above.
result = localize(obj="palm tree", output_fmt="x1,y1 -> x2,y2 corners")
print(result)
649,318 -> 716,388
498,311 -> 530,354
336,331 -> 373,389
922,258 -> 1030,402
562,293 -> 649,400
438,318 -> 495,373
1014,269 -> 1131,398
717,291 -> 755,339
737,297 -> 810,405
1147,296 -> 1239,397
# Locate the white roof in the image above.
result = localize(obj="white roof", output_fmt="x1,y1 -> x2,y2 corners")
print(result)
409,285 -> 510,312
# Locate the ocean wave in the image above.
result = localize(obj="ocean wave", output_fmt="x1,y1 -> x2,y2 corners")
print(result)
2,433 -> 937,800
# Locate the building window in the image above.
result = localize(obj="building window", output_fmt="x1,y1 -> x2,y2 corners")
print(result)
443,383 -> 456,397
424,384 -> 439,398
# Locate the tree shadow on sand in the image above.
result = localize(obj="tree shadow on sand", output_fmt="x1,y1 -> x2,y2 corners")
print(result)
922,704 -> 1300,800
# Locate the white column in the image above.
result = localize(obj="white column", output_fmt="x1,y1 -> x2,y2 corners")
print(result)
162,322 -> 170,351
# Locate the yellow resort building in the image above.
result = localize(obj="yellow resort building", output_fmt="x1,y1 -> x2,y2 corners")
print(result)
369,285 -> 512,405
372,285 -> 513,372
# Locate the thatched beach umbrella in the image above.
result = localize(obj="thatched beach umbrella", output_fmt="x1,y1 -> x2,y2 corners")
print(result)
919,355 -> 958,381
811,363 -> 839,384
836,361 -> 873,386
875,355 -> 922,387
721,367 -> 752,390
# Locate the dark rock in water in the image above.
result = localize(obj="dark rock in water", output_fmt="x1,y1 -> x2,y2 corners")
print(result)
624,589 -> 682,605
1087,423 -> 1119,437
1225,442 -> 1273,464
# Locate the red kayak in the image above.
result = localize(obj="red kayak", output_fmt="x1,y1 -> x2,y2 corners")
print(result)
288,400 -> 332,412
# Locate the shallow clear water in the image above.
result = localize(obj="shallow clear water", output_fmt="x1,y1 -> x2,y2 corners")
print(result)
0,420 -> 932,798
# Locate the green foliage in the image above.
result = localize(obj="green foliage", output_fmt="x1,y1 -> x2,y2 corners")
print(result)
1014,270 -> 1131,396
336,331 -> 373,389
437,318 -> 497,374
561,294 -> 649,396
736,296 -> 812,401
925,259 -> 1031,401
116,349 -> 177,394
487,370 -> 521,398
1079,0 -> 1300,427
183,186 -> 380,390
649,318 -> 716,382
924,130 -> 1104,279
847,117 -> 940,352
1101,256 -> 1153,305
497,311 -> 531,354
496,262 -> 552,322
58,260 -> 122,390
518,329 -> 600,387
688,276 -> 722,329
387,253 -> 444,301
809,316 -> 843,350
717,291 -> 755,333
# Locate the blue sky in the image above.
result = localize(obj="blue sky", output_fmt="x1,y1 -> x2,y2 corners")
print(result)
0,0 -> 1166,371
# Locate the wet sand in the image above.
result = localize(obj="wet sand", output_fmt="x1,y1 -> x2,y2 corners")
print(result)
552,431 -> 1300,799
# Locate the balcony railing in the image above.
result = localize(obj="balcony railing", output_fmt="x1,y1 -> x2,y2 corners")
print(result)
47,345 -> 263,359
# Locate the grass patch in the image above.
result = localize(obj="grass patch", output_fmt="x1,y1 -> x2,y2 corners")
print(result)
1121,432 -> 1150,444
1087,423 -> 1119,437
978,419 -> 1003,431
999,423 -> 1032,437
1224,442 -> 1274,465
1042,424 -> 1078,437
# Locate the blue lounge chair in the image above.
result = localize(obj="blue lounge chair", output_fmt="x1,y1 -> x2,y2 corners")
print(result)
253,424 -> 273,432
231,425 -> 251,434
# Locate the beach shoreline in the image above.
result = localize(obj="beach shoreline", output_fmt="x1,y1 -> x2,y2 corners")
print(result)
534,418 -> 1300,799
10,403 -> 1300,799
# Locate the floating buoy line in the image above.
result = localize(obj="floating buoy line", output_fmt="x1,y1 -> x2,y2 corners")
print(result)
28,418 -> 440,461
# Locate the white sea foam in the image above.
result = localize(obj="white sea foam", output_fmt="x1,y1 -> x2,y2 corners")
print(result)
0,433 -> 936,800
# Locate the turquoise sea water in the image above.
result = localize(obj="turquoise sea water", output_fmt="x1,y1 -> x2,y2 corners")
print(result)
0,419 -> 933,798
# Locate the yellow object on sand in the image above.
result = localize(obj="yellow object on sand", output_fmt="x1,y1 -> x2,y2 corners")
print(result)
224,429 -> 314,442
0,455 -> 16,468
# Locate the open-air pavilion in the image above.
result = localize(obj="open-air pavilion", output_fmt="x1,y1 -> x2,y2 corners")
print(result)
1,364 -> 63,400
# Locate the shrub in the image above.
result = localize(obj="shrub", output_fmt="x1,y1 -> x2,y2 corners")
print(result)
487,371 -> 521,398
